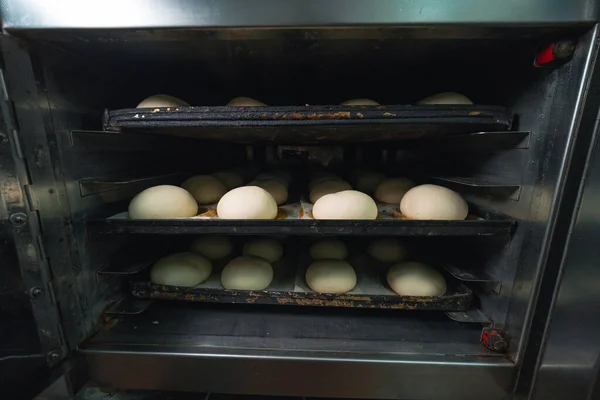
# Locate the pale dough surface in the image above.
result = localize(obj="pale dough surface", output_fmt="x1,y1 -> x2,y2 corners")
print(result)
217,186 -> 278,219
309,239 -> 348,260
243,238 -> 284,263
151,252 -> 212,287
137,94 -> 189,108
181,175 -> 228,205
312,190 -> 378,220
387,262 -> 446,296
400,184 -> 468,220
129,185 -> 198,219
221,256 -> 273,290
305,260 -> 357,293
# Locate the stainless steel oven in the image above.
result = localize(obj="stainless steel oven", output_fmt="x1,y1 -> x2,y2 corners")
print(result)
1,1 -> 599,399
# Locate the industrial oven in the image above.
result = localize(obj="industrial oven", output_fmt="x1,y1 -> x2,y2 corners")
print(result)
1,1 -> 600,399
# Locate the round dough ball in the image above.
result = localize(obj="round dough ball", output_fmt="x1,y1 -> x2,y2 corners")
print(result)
151,252 -> 212,287
313,190 -> 378,220
374,178 -> 416,204
367,239 -> 407,263
417,92 -> 473,105
248,179 -> 288,205
387,262 -> 446,296
400,184 -> 468,220
129,185 -> 198,219
255,173 -> 289,188
217,186 -> 278,219
305,260 -> 357,293
221,256 -> 273,290
308,174 -> 339,191
309,239 -> 348,260
213,171 -> 244,190
227,97 -> 267,106
310,179 -> 352,203
190,236 -> 233,260
137,94 -> 188,108
355,171 -> 386,194
182,175 -> 228,205
243,238 -> 284,263
341,98 -> 380,106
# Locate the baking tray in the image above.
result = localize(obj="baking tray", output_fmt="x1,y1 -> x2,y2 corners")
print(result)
130,253 -> 472,311
102,105 -> 512,142
89,199 -> 516,237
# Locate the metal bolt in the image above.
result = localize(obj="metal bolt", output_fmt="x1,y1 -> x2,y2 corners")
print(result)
47,351 -> 61,363
9,212 -> 28,226
29,287 -> 44,298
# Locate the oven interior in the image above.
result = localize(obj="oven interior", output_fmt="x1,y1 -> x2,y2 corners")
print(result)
1,25 -> 594,391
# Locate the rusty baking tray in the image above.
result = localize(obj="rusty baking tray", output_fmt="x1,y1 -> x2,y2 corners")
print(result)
102,105 -> 512,143
129,254 -> 473,311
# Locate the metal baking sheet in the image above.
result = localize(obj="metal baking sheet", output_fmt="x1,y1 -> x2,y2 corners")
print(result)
103,105 -> 512,142
130,251 -> 472,310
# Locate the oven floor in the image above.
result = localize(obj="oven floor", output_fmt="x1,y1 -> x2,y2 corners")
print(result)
84,301 -> 496,356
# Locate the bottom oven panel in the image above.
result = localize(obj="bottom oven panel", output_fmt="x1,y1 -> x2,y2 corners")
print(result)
80,302 -> 514,400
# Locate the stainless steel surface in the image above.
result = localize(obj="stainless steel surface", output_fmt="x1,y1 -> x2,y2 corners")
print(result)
82,303 -> 513,399
528,89 -> 600,399
1,0 -> 598,30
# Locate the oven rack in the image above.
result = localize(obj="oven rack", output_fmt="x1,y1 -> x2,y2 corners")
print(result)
128,253 -> 473,311
103,104 -> 512,142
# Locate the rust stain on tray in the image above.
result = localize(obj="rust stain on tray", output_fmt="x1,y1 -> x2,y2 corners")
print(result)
199,208 -> 218,217
276,209 -> 287,219
383,112 -> 397,117
469,111 -> 482,115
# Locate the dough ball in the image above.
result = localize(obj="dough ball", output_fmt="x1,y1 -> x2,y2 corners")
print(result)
227,97 -> 267,106
308,174 -> 339,191
417,92 -> 473,105
217,186 -> 278,219
269,170 -> 292,184
310,179 -> 352,203
182,175 -> 228,205
387,262 -> 446,296
137,94 -> 189,108
151,252 -> 212,287
309,239 -> 348,260
129,185 -> 198,219
190,236 -> 233,260
374,178 -> 416,204
367,239 -> 407,263
248,179 -> 288,205
255,172 -> 289,188
400,184 -> 468,220
221,256 -> 273,290
243,238 -> 284,263
305,260 -> 357,293
313,190 -> 378,220
355,171 -> 386,194
213,171 -> 244,190
341,98 -> 380,106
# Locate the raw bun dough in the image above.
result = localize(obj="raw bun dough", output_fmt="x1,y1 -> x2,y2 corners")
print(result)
248,179 -> 288,205
129,185 -> 198,219
217,186 -> 278,219
355,171 -> 386,194
313,190 -> 378,220
342,98 -> 380,106
374,178 -> 416,205
310,179 -> 352,203
213,171 -> 244,190
417,92 -> 473,105
367,239 -> 407,263
309,239 -> 348,260
387,262 -> 446,296
137,94 -> 189,108
227,97 -> 267,106
190,236 -> 233,260
151,252 -> 212,287
305,260 -> 357,293
243,238 -> 284,263
400,184 -> 468,220
221,256 -> 273,290
182,175 -> 228,205
255,173 -> 289,188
